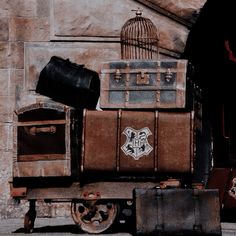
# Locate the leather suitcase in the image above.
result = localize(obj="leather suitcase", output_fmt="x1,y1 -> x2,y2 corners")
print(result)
134,188 -> 222,235
36,56 -> 100,109
13,101 -> 80,179
81,109 -> 194,175
100,59 -> 187,109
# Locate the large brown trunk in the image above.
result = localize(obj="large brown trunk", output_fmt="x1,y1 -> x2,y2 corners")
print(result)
81,109 -> 194,174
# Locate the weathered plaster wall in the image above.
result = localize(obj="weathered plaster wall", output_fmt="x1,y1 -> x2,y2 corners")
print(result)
0,0 -> 206,219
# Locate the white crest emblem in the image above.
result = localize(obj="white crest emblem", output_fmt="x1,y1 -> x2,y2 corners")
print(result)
121,127 -> 153,160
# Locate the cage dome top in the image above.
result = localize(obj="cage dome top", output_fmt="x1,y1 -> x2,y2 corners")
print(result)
120,8 -> 159,60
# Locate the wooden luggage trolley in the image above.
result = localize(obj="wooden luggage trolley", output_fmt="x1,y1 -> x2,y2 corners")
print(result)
10,9 -> 221,235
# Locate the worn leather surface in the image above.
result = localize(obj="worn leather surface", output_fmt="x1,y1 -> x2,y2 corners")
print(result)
135,188 -> 221,235
36,56 -> 100,109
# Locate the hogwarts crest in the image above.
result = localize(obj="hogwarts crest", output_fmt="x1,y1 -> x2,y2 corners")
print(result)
121,127 -> 153,160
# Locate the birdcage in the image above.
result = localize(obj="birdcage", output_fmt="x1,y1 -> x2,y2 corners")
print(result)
120,9 -> 159,60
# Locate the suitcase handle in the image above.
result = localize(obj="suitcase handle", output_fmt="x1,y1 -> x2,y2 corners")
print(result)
29,126 -> 56,135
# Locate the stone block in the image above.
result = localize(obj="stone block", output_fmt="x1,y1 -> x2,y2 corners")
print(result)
0,42 -> 10,69
51,0 -> 188,53
0,0 -> 49,18
9,17 -> 50,42
0,0 -> 9,17
9,69 -> 24,96
37,0 -> 50,17
24,42 -> 120,91
52,203 -> 71,217
0,151 -> 12,179
0,96 -> 14,123
8,0 -> 37,17
9,42 -> 24,69
0,195 -> 28,218
0,177 -> 11,201
0,69 -> 10,96
0,42 -> 24,69
143,0 -> 206,22
0,18 -> 9,41
0,122 -> 13,151
14,90 -> 40,110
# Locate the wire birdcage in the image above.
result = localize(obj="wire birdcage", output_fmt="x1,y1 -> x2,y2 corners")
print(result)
120,9 -> 159,60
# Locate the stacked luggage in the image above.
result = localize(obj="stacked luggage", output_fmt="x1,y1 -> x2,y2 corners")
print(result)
81,59 -> 221,234
83,11 -> 220,236
81,10 -> 194,179
13,9 -> 221,235
82,59 -> 193,176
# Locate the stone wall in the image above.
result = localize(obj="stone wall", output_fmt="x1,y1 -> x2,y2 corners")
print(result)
0,0 -> 206,219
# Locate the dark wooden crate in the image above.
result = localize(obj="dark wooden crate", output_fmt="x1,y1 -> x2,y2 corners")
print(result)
13,102 -> 80,178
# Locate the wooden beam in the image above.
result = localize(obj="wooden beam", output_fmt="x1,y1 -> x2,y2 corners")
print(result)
135,0 -> 193,29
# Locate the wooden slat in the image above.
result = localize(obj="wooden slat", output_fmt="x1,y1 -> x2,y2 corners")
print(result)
18,154 -> 65,162
17,119 -> 66,126
136,0 -> 194,28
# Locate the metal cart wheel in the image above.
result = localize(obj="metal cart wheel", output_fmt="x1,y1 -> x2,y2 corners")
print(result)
71,200 -> 118,234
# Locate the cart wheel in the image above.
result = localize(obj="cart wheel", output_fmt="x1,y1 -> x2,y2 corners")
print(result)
71,201 -> 118,234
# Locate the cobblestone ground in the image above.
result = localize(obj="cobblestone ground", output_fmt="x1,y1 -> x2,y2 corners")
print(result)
1,218 -> 236,236
0,218 -> 132,236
